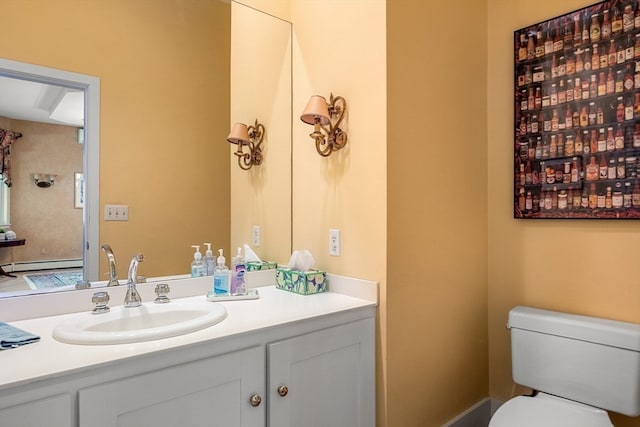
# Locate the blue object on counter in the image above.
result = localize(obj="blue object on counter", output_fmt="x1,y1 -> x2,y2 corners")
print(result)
0,321 -> 40,349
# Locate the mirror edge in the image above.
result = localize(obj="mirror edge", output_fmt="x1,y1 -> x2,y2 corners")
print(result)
0,58 -> 100,282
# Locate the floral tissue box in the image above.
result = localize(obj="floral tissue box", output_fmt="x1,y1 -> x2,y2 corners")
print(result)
246,261 -> 277,271
275,268 -> 327,295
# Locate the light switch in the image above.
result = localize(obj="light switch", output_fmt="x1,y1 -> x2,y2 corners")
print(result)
105,204 -> 129,221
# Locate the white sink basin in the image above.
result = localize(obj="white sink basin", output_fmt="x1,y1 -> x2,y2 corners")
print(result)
53,300 -> 227,345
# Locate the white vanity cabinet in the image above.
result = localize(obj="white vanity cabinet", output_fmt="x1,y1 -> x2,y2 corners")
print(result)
76,318 -> 375,427
267,318 -> 375,427
78,346 -> 265,427
0,392 -> 72,426
0,285 -> 376,427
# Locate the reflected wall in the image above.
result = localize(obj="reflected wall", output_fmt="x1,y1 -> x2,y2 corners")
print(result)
230,2 -> 292,264
1,118 -> 83,265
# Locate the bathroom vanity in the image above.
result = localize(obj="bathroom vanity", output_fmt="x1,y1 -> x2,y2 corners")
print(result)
0,277 -> 376,427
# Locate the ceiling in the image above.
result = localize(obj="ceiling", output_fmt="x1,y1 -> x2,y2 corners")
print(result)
0,75 -> 84,127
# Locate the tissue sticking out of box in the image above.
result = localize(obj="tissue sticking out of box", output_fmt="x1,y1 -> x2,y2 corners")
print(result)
244,244 -> 262,263
287,249 -> 315,271
244,245 -> 277,271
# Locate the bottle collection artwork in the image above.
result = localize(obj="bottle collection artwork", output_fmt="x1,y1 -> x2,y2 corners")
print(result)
514,0 -> 640,218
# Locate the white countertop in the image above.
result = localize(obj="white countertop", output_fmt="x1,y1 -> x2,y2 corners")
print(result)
0,281 -> 377,391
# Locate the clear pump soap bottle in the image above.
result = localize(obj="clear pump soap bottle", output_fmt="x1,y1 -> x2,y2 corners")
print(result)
203,242 -> 215,276
190,245 -> 205,277
213,249 -> 231,295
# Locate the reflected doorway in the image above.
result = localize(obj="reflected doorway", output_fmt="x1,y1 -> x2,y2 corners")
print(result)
0,59 -> 100,297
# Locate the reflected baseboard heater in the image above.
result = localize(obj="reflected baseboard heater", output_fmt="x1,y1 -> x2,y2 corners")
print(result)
1,259 -> 82,273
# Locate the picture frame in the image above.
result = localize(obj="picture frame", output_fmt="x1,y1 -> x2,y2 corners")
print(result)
514,0 -> 640,219
74,172 -> 84,209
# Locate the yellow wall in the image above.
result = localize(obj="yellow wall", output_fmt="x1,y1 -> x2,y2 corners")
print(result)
488,1 -> 640,425
290,1 -> 387,281
1,0 -> 231,279
290,0 -> 388,423
387,1 -> 489,426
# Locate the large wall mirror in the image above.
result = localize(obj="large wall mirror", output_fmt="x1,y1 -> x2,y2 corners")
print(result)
0,0 -> 292,299
230,1 -> 292,265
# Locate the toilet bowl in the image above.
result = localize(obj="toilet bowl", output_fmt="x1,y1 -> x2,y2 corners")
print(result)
489,393 -> 612,427
488,306 -> 640,426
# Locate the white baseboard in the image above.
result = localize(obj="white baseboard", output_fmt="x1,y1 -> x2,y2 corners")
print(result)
442,398 -> 501,427
3,258 -> 82,272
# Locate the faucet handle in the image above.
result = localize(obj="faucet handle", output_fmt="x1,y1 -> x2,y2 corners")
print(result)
154,283 -> 171,303
76,280 -> 91,290
91,291 -> 110,314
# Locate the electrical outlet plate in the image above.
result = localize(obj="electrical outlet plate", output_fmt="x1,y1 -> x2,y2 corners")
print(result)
252,225 -> 261,247
105,204 -> 129,221
329,229 -> 340,256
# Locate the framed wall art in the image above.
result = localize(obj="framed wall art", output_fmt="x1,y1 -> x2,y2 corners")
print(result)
514,0 -> 640,218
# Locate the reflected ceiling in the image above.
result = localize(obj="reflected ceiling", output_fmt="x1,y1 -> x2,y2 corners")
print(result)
0,76 -> 84,127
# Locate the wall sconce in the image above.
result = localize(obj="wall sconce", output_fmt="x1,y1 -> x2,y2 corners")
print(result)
33,173 -> 57,188
300,93 -> 348,157
227,120 -> 265,170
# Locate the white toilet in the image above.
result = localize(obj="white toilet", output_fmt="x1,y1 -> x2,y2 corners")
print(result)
489,306 -> 640,427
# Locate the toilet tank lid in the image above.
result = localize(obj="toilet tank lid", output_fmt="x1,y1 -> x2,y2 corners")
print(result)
508,306 -> 640,352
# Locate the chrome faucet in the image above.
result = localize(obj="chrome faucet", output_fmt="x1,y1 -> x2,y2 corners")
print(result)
101,244 -> 119,287
124,253 -> 144,308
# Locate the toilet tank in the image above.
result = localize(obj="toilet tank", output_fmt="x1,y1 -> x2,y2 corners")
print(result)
508,306 -> 640,416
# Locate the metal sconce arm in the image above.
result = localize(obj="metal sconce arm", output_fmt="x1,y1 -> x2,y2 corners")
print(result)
303,93 -> 348,157
230,119 -> 265,171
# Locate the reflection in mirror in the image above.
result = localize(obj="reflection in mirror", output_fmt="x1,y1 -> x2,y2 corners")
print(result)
0,59 -> 99,298
230,2 -> 292,265
0,0 -> 292,300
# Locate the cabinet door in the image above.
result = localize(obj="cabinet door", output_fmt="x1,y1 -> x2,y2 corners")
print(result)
79,346 -> 265,427
0,393 -> 72,427
268,318 -> 375,427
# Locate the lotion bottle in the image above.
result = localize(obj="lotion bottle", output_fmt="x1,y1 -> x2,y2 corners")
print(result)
203,242 -> 215,276
213,249 -> 230,295
230,247 -> 246,295
190,245 -> 205,277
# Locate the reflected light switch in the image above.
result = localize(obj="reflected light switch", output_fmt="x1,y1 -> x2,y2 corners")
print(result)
105,204 -> 129,221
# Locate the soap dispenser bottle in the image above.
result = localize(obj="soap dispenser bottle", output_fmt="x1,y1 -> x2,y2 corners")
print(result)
203,242 -> 215,276
230,247 -> 246,295
213,249 -> 231,295
190,245 -> 205,278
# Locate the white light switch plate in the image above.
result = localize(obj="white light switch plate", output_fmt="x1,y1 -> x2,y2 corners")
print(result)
105,204 -> 129,221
